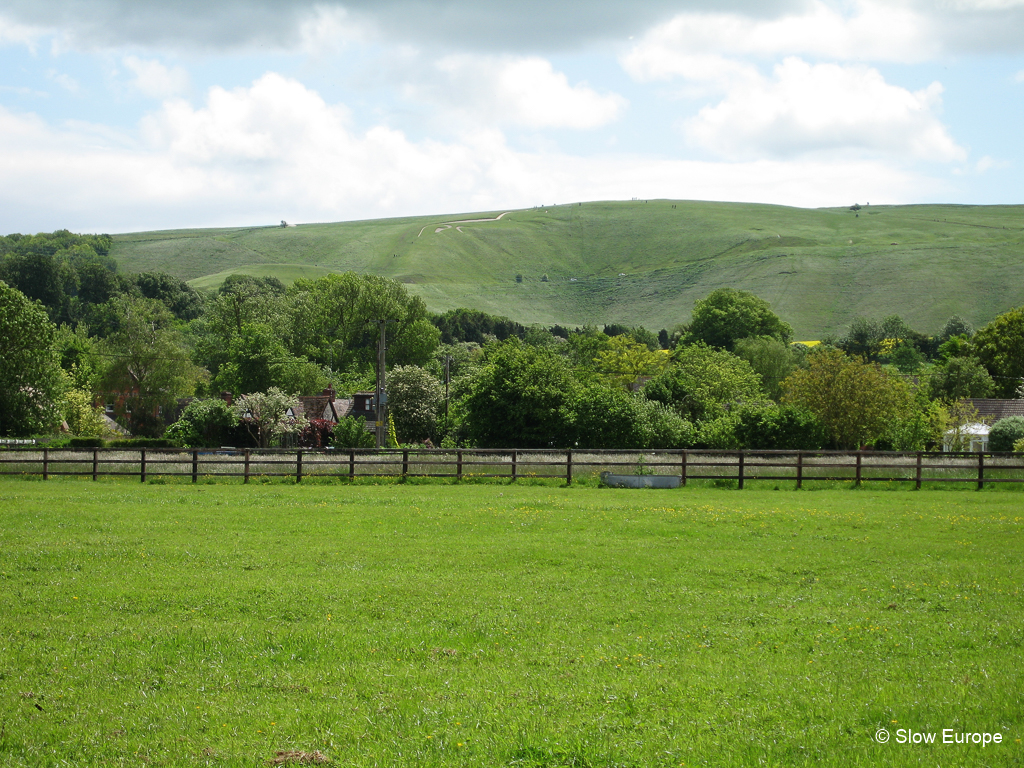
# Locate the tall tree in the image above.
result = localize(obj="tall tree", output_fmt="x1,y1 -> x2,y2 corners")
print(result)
288,273 -> 440,371
733,336 -> 799,401
100,297 -> 206,436
459,339 -> 578,448
682,289 -> 792,351
781,348 -> 912,449
0,281 -> 65,436
234,388 -> 304,449
973,305 -> 1024,398
594,334 -> 668,390
643,343 -> 763,422
386,365 -> 443,444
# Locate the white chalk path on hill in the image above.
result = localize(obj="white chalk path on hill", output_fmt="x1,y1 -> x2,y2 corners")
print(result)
418,211 -> 512,237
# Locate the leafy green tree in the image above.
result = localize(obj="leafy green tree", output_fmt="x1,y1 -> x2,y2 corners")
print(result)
386,365 -> 443,444
0,251 -> 70,320
973,306 -> 1024,397
594,334 -> 668,390
781,348 -> 913,448
164,398 -> 238,447
682,289 -> 792,351
234,387 -> 304,448
939,315 -> 974,341
878,396 -> 948,451
988,417 -> 1024,453
288,273 -> 439,371
523,325 -> 559,348
215,323 -> 326,396
53,323 -> 101,392
565,327 -> 613,373
0,281 -> 66,436
129,272 -> 206,321
928,356 -> 995,401
187,274 -> 289,376
567,385 -> 692,449
432,308 -> 524,344
887,342 -> 926,374
59,386 -> 111,437
74,259 -> 119,306
460,339 -> 578,448
733,336 -> 798,401
100,297 -> 206,436
840,317 -> 883,359
643,343 -> 763,422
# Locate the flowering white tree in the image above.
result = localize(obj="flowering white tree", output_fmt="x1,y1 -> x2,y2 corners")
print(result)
234,387 -> 305,448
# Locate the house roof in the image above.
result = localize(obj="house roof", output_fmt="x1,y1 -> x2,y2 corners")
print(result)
295,395 -> 354,422
966,399 -> 1024,422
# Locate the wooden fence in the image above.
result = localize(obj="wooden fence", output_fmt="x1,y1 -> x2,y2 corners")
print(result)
2,447 -> 1024,488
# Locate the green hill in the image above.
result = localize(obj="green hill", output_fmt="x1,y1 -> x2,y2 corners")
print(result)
109,200 -> 1024,338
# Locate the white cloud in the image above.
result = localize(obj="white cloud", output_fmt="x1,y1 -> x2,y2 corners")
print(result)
47,69 -> 81,94
1016,69 -> 1024,82
0,73 -> 953,234
623,0 -> 937,79
684,58 -> 966,163
123,55 -> 190,98
0,13 -> 48,50
425,56 -> 627,130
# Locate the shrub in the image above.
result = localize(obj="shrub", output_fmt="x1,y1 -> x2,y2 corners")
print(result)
164,398 -> 237,447
734,404 -> 828,450
107,438 -> 181,448
988,416 -> 1024,453
68,436 -> 105,448
332,416 -> 375,449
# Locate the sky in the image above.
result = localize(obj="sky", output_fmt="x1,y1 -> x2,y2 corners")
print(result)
1,0 -> 1023,234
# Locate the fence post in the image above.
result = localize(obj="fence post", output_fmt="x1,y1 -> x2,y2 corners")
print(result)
43,448 -> 48,480
192,449 -> 198,483
244,449 -> 250,484
296,449 -> 303,483
796,452 -> 803,490
855,451 -> 862,486
915,452 -> 923,490
93,448 -> 99,482
978,452 -> 984,490
737,451 -> 745,490
140,449 -> 147,483
349,449 -> 355,480
566,449 -> 573,485
402,449 -> 409,478
681,449 -> 687,487
457,449 -> 463,481
511,451 -> 518,481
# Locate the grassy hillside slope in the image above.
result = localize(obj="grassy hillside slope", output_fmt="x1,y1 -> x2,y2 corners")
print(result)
110,200 -> 1024,338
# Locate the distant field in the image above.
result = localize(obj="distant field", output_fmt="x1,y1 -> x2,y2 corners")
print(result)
1,480 -> 1021,767
109,200 -> 1024,336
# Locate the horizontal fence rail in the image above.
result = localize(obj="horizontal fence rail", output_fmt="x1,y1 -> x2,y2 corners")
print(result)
2,447 -> 1024,488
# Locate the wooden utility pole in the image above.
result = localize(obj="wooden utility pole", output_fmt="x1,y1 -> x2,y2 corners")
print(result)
375,319 -> 388,448
444,354 -> 452,422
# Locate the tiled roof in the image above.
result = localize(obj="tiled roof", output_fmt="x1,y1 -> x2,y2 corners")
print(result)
966,399 -> 1024,422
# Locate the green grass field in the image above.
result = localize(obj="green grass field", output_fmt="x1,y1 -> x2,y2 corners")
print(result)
1,479 -> 1021,766
109,200 -> 1024,337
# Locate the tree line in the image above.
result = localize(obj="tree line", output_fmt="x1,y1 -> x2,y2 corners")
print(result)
3,230 -> 1024,452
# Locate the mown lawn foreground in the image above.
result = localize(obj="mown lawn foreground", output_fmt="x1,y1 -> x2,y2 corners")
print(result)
0,479 -> 1021,767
